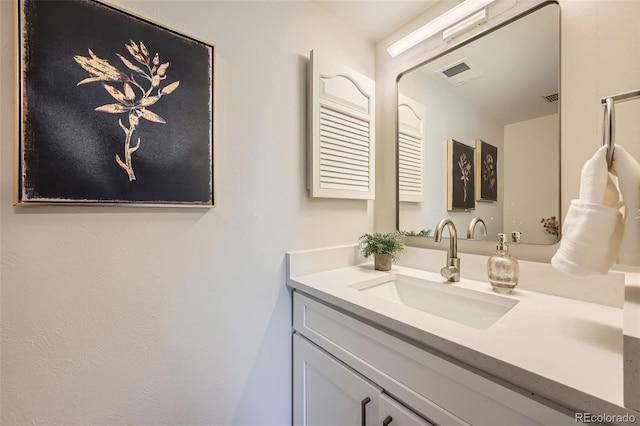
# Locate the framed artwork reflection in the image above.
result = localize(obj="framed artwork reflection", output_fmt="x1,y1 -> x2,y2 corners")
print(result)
447,139 -> 475,211
476,140 -> 498,202
17,0 -> 215,206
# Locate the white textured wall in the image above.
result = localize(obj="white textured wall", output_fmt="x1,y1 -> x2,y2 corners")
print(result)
376,0 -> 640,262
0,1 -> 375,424
560,0 -> 640,211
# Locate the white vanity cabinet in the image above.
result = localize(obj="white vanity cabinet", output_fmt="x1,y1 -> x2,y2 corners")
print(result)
294,335 -> 432,426
292,291 -> 575,426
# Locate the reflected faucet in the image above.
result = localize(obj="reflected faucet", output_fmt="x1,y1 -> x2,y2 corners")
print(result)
434,218 -> 460,282
467,217 -> 488,240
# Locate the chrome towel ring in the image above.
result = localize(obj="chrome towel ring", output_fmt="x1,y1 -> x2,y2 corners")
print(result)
600,89 -> 640,171
602,97 -> 615,170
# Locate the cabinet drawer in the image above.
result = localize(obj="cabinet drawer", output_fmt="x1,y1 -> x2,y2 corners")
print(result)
293,291 -> 574,426
379,393 -> 434,426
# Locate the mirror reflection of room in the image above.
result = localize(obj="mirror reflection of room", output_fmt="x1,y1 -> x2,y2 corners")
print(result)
398,3 -> 559,245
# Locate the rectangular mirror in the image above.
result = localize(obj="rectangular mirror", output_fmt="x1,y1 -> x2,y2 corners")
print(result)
397,2 -> 560,245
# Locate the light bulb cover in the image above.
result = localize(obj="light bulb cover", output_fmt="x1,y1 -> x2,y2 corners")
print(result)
387,0 -> 496,57
442,8 -> 488,42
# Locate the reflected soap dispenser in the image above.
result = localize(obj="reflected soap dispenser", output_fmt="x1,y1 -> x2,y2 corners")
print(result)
487,233 -> 519,293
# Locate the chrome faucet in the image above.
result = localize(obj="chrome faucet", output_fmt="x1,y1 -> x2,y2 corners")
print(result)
467,217 -> 487,240
434,218 -> 460,282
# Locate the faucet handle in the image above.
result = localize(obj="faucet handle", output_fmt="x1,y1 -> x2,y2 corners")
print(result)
440,265 -> 460,282
440,257 -> 460,282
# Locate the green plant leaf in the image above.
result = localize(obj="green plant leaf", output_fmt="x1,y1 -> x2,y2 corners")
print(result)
359,232 -> 405,262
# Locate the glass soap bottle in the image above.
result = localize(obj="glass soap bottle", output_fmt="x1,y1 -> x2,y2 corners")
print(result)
487,233 -> 519,293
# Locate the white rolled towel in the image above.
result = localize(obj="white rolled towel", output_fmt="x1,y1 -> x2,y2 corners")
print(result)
552,146 -> 623,276
551,200 -> 622,275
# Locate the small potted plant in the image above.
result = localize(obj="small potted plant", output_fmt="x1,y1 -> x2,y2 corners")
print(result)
359,232 -> 405,271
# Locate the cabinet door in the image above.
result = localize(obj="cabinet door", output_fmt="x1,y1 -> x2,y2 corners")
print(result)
379,394 -> 434,426
294,334 -> 381,426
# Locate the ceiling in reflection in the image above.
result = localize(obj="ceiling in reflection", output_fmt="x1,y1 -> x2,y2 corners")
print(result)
408,7 -> 558,125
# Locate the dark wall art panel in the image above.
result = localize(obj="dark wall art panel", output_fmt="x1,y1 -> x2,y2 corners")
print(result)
447,139 -> 475,211
18,0 -> 215,206
476,140 -> 498,202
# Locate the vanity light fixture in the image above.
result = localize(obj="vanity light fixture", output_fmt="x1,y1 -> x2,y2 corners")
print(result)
442,8 -> 487,42
387,0 -> 496,57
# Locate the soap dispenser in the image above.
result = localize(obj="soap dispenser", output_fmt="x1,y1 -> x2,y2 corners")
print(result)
487,233 -> 519,293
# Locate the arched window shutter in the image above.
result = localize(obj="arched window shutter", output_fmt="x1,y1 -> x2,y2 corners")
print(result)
398,95 -> 425,203
307,50 -> 375,200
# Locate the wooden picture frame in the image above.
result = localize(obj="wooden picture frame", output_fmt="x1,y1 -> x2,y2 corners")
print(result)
447,139 -> 475,211
475,140 -> 498,202
17,0 -> 215,206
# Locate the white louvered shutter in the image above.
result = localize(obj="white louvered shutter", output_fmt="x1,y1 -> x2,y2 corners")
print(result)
308,50 -> 375,199
398,95 -> 425,203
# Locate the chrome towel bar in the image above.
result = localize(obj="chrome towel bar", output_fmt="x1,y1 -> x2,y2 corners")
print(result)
601,89 -> 640,105
600,88 -> 640,170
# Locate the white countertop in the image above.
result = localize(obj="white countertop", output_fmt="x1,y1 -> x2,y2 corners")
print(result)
287,256 -> 640,421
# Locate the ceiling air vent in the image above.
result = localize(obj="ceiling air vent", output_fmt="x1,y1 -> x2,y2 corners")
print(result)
438,58 -> 481,86
442,62 -> 470,77
542,90 -> 559,103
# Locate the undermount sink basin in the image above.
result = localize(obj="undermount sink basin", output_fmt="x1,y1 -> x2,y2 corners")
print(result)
349,273 -> 518,329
